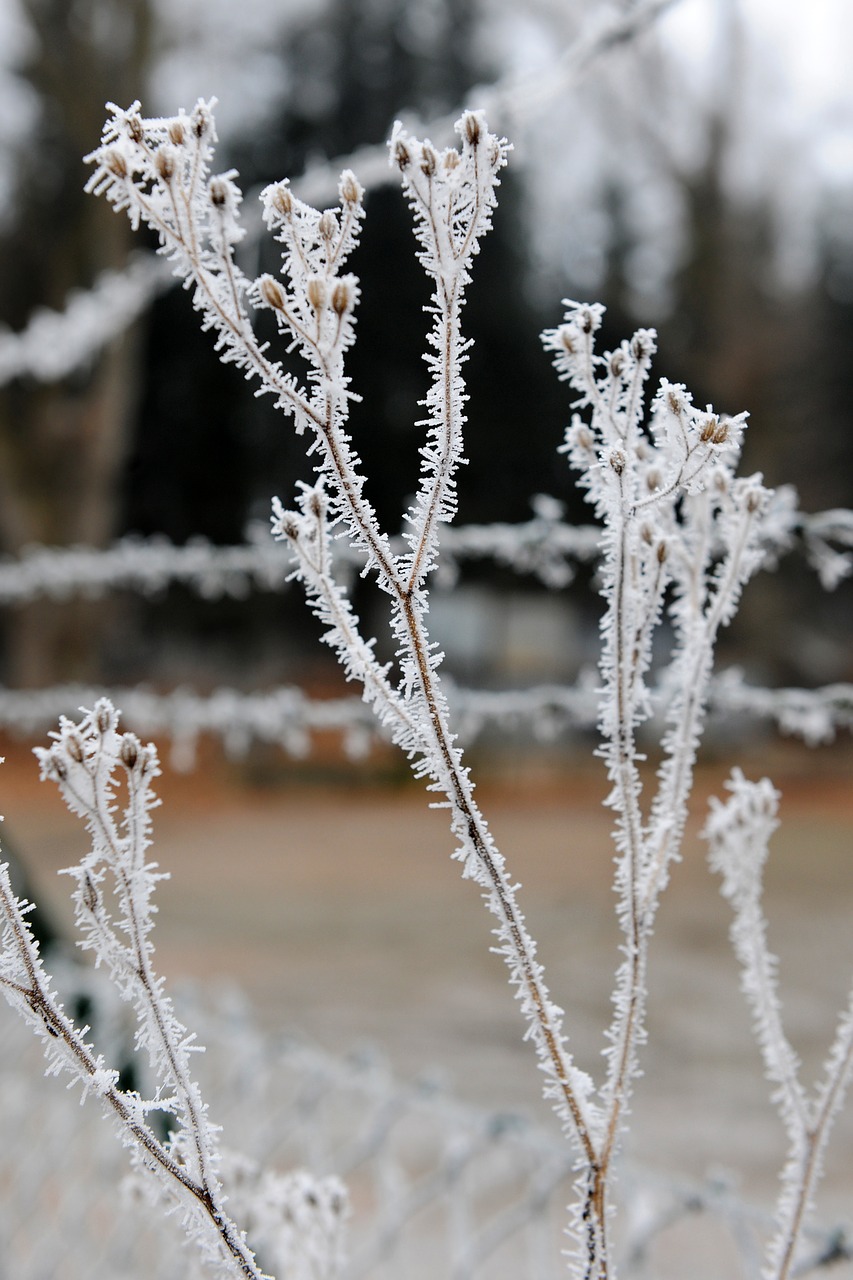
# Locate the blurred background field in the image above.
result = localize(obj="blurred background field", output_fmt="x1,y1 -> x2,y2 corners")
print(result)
6,730 -> 853,1209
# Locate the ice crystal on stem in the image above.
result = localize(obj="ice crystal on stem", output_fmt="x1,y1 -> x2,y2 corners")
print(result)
705,771 -> 853,1279
543,299 -> 773,1272
0,701 -> 345,1279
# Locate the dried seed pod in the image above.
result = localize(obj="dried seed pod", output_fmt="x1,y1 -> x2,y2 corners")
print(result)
339,171 -> 362,205
462,112 -> 481,147
331,281 -> 353,316
306,278 -> 326,312
271,184 -> 293,217
168,120 -> 186,146
318,210 -> 338,241
154,147 -> 175,183
394,138 -> 411,170
120,734 -> 139,770
95,703 -> 115,735
631,332 -> 653,361
191,101 -> 213,139
609,448 -> 626,475
259,275 -> 287,311
420,143 -> 438,176
209,176 -> 229,208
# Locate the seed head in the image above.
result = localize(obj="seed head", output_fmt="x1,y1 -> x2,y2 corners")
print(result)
443,149 -> 460,171
120,734 -> 139,770
394,138 -> 411,171
331,280 -> 353,316
318,210 -> 338,241
462,112 -> 481,147
270,184 -> 293,217
306,278 -> 326,312
168,120 -> 186,146
420,143 -> 438,176
191,101 -> 213,140
666,386 -> 687,416
577,307 -> 597,335
154,147 -> 176,183
64,732 -> 84,764
259,275 -> 286,311
209,176 -> 229,208
339,171 -> 362,205
631,331 -> 653,361
609,448 -> 626,476
95,702 -> 116,735
127,115 -> 144,144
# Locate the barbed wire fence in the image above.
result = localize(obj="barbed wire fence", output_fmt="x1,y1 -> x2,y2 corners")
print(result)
0,494 -> 848,762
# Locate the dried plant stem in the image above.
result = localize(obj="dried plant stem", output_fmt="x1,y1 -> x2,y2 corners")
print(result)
0,862 -> 267,1280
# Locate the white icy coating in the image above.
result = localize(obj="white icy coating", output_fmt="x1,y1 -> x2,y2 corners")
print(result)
706,771 -> 853,1279
0,701 -> 347,1279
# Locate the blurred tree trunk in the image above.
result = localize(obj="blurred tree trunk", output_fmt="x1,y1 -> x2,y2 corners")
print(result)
0,0 -> 152,686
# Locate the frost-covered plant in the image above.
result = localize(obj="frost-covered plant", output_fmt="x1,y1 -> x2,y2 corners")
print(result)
0,701 -> 346,1280
705,771 -> 853,1280
0,96 -> 849,1280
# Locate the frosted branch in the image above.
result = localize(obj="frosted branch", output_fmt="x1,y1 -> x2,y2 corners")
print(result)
705,771 -> 853,1280
0,705 -> 276,1279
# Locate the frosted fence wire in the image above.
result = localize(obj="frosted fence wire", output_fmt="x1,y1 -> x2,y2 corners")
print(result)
0,494 -> 850,604
0,673 -> 849,770
0,985 -> 847,1280
0,499 -> 848,757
